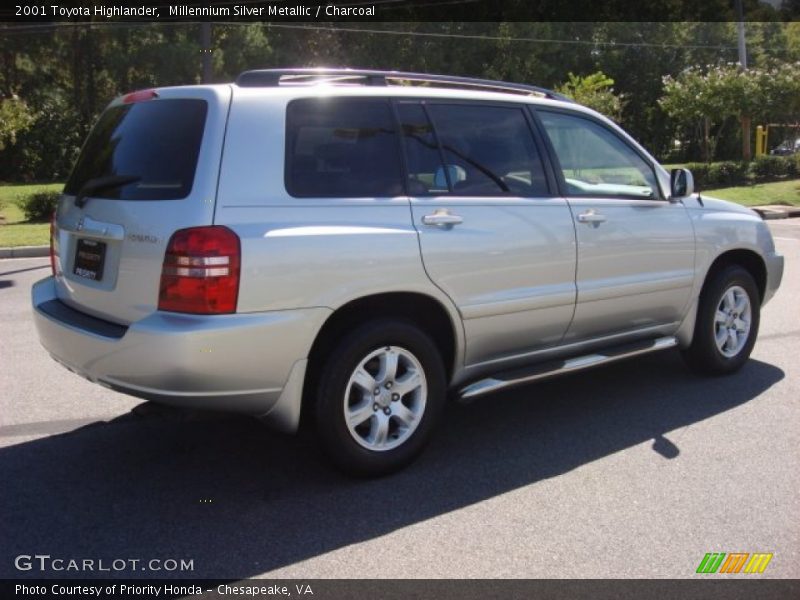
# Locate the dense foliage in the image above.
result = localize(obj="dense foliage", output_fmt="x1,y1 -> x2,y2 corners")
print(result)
1,21 -> 800,181
661,62 -> 800,161
554,72 -> 624,122
21,190 -> 60,222
683,155 -> 800,189
0,95 -> 35,151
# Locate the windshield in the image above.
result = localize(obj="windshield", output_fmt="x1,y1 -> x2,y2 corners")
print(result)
64,99 -> 207,200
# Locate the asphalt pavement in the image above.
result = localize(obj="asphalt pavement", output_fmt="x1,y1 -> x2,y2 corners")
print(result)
0,221 -> 798,579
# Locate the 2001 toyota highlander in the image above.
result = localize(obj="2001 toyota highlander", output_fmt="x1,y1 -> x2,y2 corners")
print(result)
32,68 -> 784,475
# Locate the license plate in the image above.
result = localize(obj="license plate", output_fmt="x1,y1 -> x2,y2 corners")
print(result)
73,239 -> 106,281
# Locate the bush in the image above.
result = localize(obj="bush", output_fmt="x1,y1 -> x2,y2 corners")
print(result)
21,191 -> 60,222
749,155 -> 796,183
707,161 -> 749,187
751,156 -> 784,183
679,156 -> 798,190
683,162 -> 711,189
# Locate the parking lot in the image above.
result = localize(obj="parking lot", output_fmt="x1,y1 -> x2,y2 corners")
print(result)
0,220 -> 798,580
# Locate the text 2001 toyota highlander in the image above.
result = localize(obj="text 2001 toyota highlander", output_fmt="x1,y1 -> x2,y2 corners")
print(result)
32,69 -> 784,475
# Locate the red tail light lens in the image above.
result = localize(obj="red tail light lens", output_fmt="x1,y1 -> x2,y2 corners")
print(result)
158,226 -> 240,314
49,210 -> 59,276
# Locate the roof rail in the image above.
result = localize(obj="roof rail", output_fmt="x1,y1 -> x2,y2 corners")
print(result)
235,68 -> 573,102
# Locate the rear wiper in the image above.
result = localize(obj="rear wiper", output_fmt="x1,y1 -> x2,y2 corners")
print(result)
74,175 -> 141,208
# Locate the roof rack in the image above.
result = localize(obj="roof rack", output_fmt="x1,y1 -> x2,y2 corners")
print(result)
235,68 -> 573,103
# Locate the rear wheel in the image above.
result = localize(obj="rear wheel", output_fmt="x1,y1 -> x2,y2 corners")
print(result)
681,265 -> 760,375
314,319 -> 446,476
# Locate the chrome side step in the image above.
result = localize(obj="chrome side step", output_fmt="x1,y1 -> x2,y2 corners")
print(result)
459,336 -> 678,401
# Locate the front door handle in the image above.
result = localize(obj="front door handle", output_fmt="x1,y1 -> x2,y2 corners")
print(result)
576,210 -> 607,227
422,209 -> 463,229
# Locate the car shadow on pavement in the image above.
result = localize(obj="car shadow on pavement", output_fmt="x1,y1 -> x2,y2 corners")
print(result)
0,351 -> 784,579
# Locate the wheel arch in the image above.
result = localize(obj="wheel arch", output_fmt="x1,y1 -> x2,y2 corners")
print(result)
676,247 -> 767,348
703,248 -> 767,303
300,291 -> 462,424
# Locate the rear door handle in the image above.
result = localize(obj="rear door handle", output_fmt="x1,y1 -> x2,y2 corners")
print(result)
576,210 -> 607,227
422,209 -> 463,229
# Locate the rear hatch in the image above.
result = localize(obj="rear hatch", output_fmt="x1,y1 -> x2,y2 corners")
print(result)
53,85 -> 231,325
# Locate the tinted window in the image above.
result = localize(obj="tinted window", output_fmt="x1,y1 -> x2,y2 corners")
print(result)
64,99 -> 207,200
538,110 -> 660,200
426,104 -> 548,196
286,99 -> 403,197
397,103 -> 447,195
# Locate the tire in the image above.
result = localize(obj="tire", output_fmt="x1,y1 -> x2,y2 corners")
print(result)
681,265 -> 760,376
313,319 -> 447,476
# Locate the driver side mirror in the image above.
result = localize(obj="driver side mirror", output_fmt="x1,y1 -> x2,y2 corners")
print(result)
670,168 -> 694,199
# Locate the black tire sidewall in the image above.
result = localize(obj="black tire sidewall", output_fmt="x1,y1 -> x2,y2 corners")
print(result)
314,319 -> 446,476
688,266 -> 760,375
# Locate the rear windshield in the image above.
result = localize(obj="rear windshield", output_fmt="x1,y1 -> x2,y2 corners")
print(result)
64,99 -> 208,200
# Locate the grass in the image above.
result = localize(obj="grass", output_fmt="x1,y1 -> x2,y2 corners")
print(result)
704,178 -> 800,207
0,183 -> 62,247
0,178 -> 798,248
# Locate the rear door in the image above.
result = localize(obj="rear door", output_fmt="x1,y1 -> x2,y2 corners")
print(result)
535,108 -> 695,343
403,100 -> 577,367
53,86 -> 231,324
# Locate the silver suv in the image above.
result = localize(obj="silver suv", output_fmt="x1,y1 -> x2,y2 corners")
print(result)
32,69 -> 784,475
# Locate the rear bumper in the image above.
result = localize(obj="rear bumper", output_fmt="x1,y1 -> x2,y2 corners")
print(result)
31,277 -> 329,432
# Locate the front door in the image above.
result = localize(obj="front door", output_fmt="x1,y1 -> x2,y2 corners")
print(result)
536,108 -> 695,343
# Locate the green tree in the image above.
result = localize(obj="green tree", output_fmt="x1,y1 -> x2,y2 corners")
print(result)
0,94 -> 35,150
555,71 -> 624,121
660,62 -> 800,161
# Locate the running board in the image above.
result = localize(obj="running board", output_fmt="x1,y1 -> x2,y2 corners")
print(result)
459,336 -> 678,401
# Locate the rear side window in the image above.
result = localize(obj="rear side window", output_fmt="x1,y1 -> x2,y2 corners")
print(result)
426,104 -> 548,197
286,98 -> 403,198
64,99 -> 208,200
397,102 -> 447,195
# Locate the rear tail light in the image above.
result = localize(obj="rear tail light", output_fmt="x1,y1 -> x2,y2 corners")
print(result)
49,210 -> 59,276
158,226 -> 240,314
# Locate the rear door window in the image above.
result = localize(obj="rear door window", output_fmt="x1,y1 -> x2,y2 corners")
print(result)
64,99 -> 208,200
396,102 -> 447,195
425,104 -> 549,197
285,98 -> 403,198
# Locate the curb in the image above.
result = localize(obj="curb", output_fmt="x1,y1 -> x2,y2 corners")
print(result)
0,245 -> 49,259
752,205 -> 800,220
754,208 -> 789,220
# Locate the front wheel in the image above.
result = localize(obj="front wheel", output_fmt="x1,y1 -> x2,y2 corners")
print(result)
314,319 -> 446,476
681,265 -> 760,375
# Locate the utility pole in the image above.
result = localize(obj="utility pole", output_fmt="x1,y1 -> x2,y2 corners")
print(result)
736,0 -> 747,69
201,23 -> 213,83
736,0 -> 751,160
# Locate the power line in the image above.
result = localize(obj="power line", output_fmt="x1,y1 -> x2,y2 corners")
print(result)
253,22 -> 741,51
0,20 -> 741,51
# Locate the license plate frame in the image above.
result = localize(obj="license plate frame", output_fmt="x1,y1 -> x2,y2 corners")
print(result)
73,238 -> 107,282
